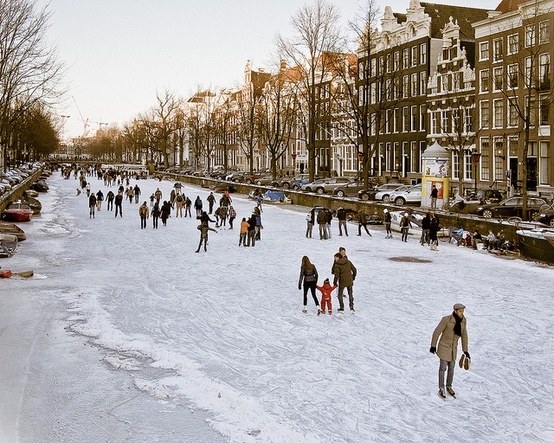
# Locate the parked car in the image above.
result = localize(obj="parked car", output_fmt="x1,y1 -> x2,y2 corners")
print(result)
475,196 -> 547,219
244,173 -> 265,184
332,181 -> 367,197
277,174 -> 309,189
302,177 -> 354,194
534,202 -> 554,227
254,175 -> 276,186
358,183 -> 403,202
389,184 -> 422,205
292,175 -> 312,190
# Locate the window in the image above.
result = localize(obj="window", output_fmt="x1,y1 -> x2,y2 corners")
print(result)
540,94 -> 550,125
539,141 -> 549,184
370,82 -> 376,103
479,41 -> 489,60
402,107 -> 409,132
493,137 -> 504,180
480,138 -> 490,181
386,53 -> 392,73
385,79 -> 392,100
464,151 -> 473,180
480,69 -> 490,93
507,33 -> 519,55
539,20 -> 550,44
508,64 -> 518,89
371,58 -> 377,76
419,71 -> 426,96
493,99 -> 504,128
441,110 -> 449,133
403,75 -> 409,98
524,57 -> 532,88
493,38 -> 503,61
539,53 -> 550,89
480,100 -> 490,128
411,106 -> 418,131
431,111 -> 439,134
494,67 -> 503,90
393,51 -> 400,71
525,95 -> 537,126
437,74 -> 443,93
411,73 -> 418,97
402,49 -> 409,69
420,106 -> 426,131
508,98 -> 519,127
419,43 -> 427,65
453,152 -> 460,179
411,46 -> 418,67
464,107 -> 473,133
386,109 -> 392,133
525,25 -> 536,47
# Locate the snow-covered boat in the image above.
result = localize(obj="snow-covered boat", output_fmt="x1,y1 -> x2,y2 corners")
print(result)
0,233 -> 18,258
0,221 -> 26,241
2,201 -> 33,222
516,228 -> 554,264
248,190 -> 291,204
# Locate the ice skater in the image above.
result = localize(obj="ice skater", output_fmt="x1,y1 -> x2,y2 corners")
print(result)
316,278 -> 337,315
195,222 -> 217,253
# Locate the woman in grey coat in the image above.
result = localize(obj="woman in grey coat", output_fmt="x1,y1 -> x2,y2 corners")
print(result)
430,303 -> 470,398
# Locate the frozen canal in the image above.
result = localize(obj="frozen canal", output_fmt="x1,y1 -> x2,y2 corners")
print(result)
1,171 -> 553,442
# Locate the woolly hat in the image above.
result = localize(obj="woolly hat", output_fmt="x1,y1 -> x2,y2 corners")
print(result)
383,209 -> 388,213
324,278 -> 330,284
453,303 -> 466,310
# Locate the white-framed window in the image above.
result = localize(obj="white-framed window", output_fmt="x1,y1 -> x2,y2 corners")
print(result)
480,137 -> 490,181
507,33 -> 519,55
539,20 -> 550,44
493,137 -> 504,181
453,151 -> 460,179
393,51 -> 400,71
479,41 -> 489,61
539,53 -> 550,89
539,141 -> 550,184
480,100 -> 490,128
386,109 -> 392,133
524,57 -> 532,88
419,43 -> 427,65
493,99 -> 503,128
402,107 -> 409,132
480,69 -> 490,93
463,107 -> 473,133
371,58 -> 377,76
385,78 -> 392,100
420,106 -> 426,131
441,110 -> 449,133
411,106 -> 418,131
431,111 -> 439,135
402,48 -> 409,69
411,73 -> 418,97
540,94 -> 550,125
508,98 -> 519,127
508,64 -> 518,89
419,71 -> 426,95
524,95 -> 537,126
403,75 -> 409,98
493,38 -> 503,61
525,24 -> 536,47
411,46 -> 418,67
493,67 -> 503,90
464,150 -> 473,181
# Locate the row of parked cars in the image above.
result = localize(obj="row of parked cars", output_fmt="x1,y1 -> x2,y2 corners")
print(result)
0,163 -> 43,197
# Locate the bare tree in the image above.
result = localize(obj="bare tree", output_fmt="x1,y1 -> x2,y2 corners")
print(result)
0,0 -> 64,168
277,0 -> 344,181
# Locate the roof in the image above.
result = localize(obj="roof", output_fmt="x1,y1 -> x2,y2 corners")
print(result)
495,0 -> 526,13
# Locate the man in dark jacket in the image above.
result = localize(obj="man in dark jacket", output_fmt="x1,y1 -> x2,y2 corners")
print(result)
357,211 -> 372,236
332,247 -> 357,313
421,212 -> 431,245
114,192 -> 123,217
337,207 -> 348,236
246,213 -> 257,247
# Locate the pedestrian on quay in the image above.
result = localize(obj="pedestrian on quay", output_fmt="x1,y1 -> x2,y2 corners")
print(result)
421,212 -> 431,246
114,192 -> 124,217
89,191 -> 97,218
337,207 -> 348,236
400,212 -> 411,242
383,209 -> 392,238
152,201 -> 161,229
357,211 -> 372,236
195,222 -> 217,253
332,247 -> 357,313
139,201 -> 149,229
429,212 -> 440,251
430,303 -> 470,399
298,256 -> 320,314
316,278 -> 337,316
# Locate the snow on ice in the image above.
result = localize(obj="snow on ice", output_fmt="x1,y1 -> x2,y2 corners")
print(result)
1,171 -> 553,442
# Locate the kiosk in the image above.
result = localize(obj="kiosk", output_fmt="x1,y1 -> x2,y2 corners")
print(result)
421,142 -> 450,209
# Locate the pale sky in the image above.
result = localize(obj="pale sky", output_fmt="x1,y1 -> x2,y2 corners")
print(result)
36,0 -> 497,139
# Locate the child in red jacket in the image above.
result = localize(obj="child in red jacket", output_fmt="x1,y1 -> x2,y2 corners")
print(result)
316,278 -> 337,315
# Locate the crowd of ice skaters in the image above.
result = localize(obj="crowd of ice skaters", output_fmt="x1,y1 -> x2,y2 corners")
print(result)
62,164 -> 473,399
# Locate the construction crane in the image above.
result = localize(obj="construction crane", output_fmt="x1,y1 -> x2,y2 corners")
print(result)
72,96 -> 90,138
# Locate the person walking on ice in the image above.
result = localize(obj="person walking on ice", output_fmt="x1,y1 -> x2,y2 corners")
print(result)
316,278 -> 337,315
139,201 -> 149,229
430,303 -> 471,399
195,222 -> 217,253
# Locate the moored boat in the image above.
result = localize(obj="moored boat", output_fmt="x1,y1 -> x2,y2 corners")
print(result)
2,200 -> 33,222
0,233 -> 18,257
516,228 -> 554,264
0,221 -> 26,241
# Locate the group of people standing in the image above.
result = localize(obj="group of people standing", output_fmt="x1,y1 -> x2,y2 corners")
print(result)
298,247 -> 357,315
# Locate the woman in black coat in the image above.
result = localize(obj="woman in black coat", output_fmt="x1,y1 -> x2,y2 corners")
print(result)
160,201 -> 171,226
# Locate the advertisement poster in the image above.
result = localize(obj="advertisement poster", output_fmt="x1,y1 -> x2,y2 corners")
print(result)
424,159 -> 448,178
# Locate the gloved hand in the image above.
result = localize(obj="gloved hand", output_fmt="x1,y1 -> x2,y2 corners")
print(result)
429,346 -> 436,354
464,351 -> 471,359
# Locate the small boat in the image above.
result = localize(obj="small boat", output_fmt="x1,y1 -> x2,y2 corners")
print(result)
516,228 -> 554,264
0,233 -> 18,257
2,201 -> 33,222
23,196 -> 42,214
249,190 -> 291,204
0,221 -> 26,241
24,189 -> 39,198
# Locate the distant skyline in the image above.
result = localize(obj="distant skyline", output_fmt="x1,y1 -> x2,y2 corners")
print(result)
36,0 -> 497,139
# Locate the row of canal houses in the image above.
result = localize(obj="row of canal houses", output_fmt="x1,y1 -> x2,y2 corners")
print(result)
203,0 -> 553,198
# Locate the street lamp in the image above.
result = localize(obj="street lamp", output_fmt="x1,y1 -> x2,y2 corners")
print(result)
472,150 -> 481,193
